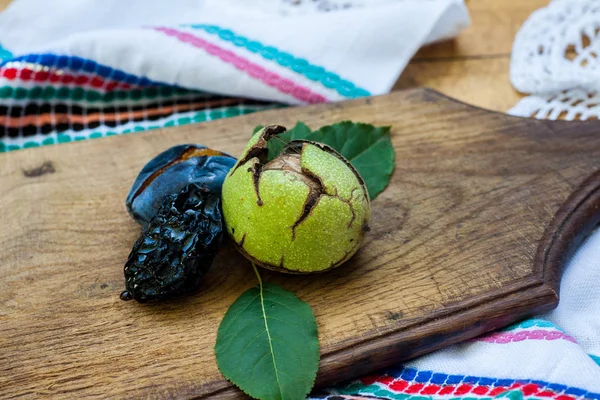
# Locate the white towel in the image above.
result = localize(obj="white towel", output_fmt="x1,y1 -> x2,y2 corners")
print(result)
0,0 -> 469,150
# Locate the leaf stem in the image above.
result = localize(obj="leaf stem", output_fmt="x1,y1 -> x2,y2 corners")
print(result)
252,262 -> 263,288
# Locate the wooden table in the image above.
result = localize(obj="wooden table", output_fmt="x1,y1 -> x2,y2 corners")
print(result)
0,0 -> 544,113
396,0 -> 546,112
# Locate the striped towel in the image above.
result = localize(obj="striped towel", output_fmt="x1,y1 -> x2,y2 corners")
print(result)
0,0 -> 468,151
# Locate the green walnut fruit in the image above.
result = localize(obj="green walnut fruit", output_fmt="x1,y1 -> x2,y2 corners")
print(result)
221,125 -> 371,273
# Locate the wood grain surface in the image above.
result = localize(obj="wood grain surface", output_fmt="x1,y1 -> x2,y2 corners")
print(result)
397,0 -> 548,111
0,0 -> 542,112
2,89 -> 600,398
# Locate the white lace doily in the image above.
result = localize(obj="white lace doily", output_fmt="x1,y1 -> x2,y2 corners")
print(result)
510,0 -> 600,120
509,88 -> 600,120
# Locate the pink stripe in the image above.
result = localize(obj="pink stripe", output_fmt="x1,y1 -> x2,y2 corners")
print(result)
478,329 -> 577,344
153,27 -> 328,104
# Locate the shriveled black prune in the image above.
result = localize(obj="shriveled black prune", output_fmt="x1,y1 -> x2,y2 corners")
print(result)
121,183 -> 223,303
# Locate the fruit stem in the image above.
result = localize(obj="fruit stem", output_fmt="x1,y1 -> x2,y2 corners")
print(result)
251,262 -> 263,287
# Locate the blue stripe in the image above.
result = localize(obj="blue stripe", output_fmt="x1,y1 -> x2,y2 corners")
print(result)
185,24 -> 371,99
591,354 -> 600,366
1,53 -> 166,87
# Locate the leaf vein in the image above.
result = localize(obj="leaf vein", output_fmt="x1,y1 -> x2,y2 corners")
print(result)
219,292 -> 261,332
348,135 -> 389,162
257,266 -> 284,397
219,316 -> 265,343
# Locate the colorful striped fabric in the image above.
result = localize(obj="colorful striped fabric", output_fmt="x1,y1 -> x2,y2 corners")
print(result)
0,17 -> 387,152
0,51 -> 279,152
0,28 -> 285,151
309,315 -> 600,399
154,26 -> 329,104
185,24 -> 371,99
312,366 -> 600,400
0,21 -> 377,152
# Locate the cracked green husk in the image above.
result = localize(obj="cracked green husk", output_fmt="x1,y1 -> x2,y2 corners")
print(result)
221,125 -> 371,273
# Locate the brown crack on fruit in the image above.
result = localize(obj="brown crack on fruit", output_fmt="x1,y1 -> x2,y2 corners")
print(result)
222,125 -> 371,273
329,193 -> 357,229
232,125 -> 287,206
263,152 -> 325,239
252,163 -> 264,206
238,232 -> 247,247
249,136 -> 368,249
231,125 -> 286,174
287,140 -> 369,202
291,193 -> 320,240
279,252 -> 285,269
262,147 -> 362,240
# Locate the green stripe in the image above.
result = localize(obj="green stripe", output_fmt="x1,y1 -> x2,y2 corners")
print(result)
0,104 -> 281,152
0,85 -> 205,102
502,319 -> 563,333
337,385 -> 535,400
338,384 -> 454,400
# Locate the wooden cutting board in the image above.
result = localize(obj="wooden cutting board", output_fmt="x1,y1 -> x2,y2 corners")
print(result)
2,88 -> 600,399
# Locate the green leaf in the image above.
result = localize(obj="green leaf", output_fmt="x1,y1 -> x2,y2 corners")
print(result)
255,121 -> 395,200
215,274 -> 319,400
309,122 -> 394,199
322,121 -> 396,200
266,121 -> 312,161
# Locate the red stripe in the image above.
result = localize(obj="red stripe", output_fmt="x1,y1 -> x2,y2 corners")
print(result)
377,376 -> 394,385
438,386 -> 455,395
405,384 -> 424,394
389,380 -> 408,392
0,67 -> 135,91
361,376 -> 378,386
556,396 -> 575,400
455,384 -> 473,395
421,384 -> 441,395
472,386 -> 490,395
489,387 -> 509,396
522,383 -> 541,396
368,378 -> 576,400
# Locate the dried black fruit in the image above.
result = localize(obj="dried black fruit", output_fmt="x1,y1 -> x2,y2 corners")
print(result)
121,183 -> 223,303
